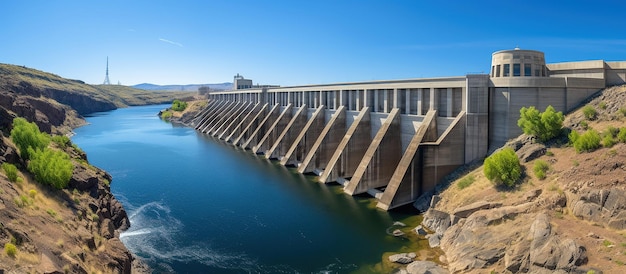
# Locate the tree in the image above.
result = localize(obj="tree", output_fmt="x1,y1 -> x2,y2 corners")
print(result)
517,105 -> 564,142
484,148 -> 522,187
171,99 -> 188,111
10,117 -> 50,159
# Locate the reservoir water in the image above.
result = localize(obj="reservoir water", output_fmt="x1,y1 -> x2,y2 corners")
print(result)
71,104 -> 422,273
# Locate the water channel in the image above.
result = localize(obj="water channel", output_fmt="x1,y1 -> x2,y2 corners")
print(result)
71,104 -> 424,273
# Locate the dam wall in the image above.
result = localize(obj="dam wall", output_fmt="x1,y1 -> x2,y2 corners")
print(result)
192,48 -> 625,210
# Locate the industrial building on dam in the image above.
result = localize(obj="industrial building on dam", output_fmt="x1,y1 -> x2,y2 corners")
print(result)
192,48 -> 626,210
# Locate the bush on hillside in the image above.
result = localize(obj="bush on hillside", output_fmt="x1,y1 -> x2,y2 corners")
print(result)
533,159 -> 550,180
1,163 -> 19,182
27,147 -> 74,189
570,129 -> 601,153
517,105 -> 564,142
606,126 -> 619,138
10,117 -> 50,159
603,134 -> 616,148
484,148 -> 522,187
160,110 -> 173,119
582,105 -> 597,120
171,100 -> 188,111
51,135 -> 71,148
4,243 -> 16,257
618,127 -> 626,143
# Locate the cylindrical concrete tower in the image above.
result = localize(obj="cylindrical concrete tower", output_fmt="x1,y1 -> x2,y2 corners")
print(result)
490,48 -> 547,78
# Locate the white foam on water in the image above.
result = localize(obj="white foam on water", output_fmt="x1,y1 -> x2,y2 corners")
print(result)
120,201 -> 259,272
119,200 -> 357,273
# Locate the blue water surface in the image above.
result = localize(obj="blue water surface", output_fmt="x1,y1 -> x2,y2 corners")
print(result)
71,104 -> 414,273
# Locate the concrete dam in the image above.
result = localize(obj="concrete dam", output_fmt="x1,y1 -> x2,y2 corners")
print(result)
191,48 -> 626,210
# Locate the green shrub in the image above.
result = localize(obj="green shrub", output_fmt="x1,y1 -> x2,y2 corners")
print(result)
484,148 -> 522,187
619,108 -> 626,117
572,129 -> 601,153
545,150 -> 554,157
160,110 -> 173,119
171,100 -> 188,111
599,101 -> 607,110
533,160 -> 550,180
4,243 -> 17,257
618,128 -> 626,143
10,117 -> 50,160
28,189 -> 37,198
603,134 -> 616,148
606,126 -> 619,137
582,105 -> 597,120
27,147 -> 74,189
457,174 -> 476,189
568,130 -> 580,145
1,163 -> 18,182
517,105 -> 564,142
51,135 -> 71,148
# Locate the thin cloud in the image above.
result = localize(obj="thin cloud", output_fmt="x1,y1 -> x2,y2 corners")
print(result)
159,38 -> 183,47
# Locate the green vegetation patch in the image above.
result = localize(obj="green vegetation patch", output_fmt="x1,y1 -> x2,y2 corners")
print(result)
171,99 -> 188,111
4,243 -> 17,257
569,129 -> 601,153
457,174 -> 476,190
10,117 -> 50,160
533,160 -> 550,180
160,110 -> 173,119
618,127 -> 626,143
10,117 -> 74,189
28,147 -> 73,189
603,134 -> 616,148
1,163 -> 19,182
517,105 -> 564,142
582,105 -> 597,120
484,148 -> 522,187
51,135 -> 71,148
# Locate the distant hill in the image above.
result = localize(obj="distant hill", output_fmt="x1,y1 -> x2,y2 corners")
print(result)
0,63 -> 194,116
133,82 -> 232,92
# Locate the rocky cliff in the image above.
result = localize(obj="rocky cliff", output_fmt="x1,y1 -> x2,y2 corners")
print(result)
0,134 -> 137,273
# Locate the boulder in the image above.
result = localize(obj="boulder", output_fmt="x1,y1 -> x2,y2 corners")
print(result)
608,210 -> 626,230
422,209 -> 451,236
413,192 -> 435,212
524,189 -> 542,201
504,238 -> 530,273
406,261 -> 449,274
452,201 -> 502,218
529,213 -> 587,271
389,253 -> 414,264
515,143 -> 546,163
603,188 -> 626,212
426,234 -> 441,248
392,229 -> 405,237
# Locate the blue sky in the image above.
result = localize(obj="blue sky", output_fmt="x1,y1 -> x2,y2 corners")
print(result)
1,1 -> 625,86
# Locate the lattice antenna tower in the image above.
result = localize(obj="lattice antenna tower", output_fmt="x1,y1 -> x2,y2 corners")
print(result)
103,56 -> 111,85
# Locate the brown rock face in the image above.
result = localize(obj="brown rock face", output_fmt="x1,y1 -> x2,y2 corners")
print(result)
0,90 -> 84,134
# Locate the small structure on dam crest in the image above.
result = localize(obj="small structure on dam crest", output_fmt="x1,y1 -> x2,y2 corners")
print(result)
191,48 -> 626,210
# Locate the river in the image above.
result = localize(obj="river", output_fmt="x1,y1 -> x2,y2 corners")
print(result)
71,104 -> 424,273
